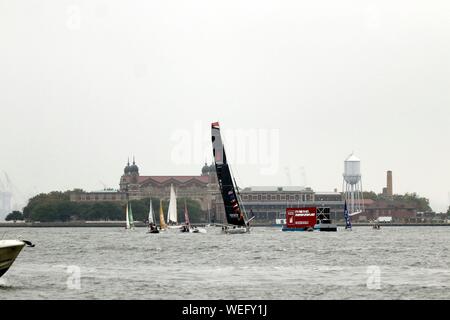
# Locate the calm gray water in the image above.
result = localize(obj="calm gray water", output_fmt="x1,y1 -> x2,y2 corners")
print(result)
1,226 -> 449,299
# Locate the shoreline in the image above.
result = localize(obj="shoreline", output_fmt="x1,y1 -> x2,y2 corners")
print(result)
0,222 -> 449,228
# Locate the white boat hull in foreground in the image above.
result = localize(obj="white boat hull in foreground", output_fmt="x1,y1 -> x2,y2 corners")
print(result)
0,240 -> 26,278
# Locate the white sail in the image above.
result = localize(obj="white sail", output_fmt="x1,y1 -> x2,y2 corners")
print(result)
125,202 -> 130,229
148,200 -> 154,224
167,184 -> 178,224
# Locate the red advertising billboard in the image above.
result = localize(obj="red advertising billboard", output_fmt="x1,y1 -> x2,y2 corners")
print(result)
286,207 -> 317,229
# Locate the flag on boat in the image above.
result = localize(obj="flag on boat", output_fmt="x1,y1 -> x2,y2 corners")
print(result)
344,200 -> 352,229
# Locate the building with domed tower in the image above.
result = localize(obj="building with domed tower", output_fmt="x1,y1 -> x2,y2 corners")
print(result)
119,157 -> 141,199
118,159 -> 219,211
71,159 -> 221,220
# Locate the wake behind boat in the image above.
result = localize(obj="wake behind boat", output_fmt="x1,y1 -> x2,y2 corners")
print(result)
211,122 -> 251,234
0,239 -> 35,278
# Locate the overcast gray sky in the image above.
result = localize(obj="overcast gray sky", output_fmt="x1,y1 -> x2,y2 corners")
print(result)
1,0 -> 449,212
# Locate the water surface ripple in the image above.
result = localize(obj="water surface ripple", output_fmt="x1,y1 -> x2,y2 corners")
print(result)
1,226 -> 449,299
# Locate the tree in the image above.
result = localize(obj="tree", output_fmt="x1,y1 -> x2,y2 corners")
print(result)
84,202 -> 123,221
5,211 -> 24,222
20,190 -> 206,222
362,191 -> 433,212
363,191 -> 378,201
23,190 -> 71,220
392,193 -> 432,212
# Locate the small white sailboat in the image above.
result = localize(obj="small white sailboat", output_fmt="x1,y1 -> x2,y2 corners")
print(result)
147,199 -> 159,234
0,239 -> 35,278
166,184 -> 181,229
148,200 -> 154,224
180,200 -> 206,234
125,202 -> 135,230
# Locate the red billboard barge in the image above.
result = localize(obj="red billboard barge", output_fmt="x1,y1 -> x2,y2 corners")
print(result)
281,207 -> 337,232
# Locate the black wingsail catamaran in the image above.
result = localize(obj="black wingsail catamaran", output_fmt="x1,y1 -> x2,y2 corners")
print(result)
211,122 -> 254,234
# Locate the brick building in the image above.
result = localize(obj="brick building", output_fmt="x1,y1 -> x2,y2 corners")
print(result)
70,160 -> 219,215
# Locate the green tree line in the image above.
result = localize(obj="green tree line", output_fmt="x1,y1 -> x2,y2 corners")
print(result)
16,190 -> 204,223
362,191 -> 432,212
5,211 -> 24,221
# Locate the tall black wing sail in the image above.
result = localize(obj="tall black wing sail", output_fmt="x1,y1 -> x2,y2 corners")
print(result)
211,122 -> 246,226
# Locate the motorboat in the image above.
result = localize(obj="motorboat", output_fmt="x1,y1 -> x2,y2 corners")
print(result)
0,239 -> 34,278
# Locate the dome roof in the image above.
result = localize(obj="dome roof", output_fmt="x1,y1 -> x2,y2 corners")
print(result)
201,162 -> 215,174
124,160 -> 131,174
124,157 -> 139,175
129,157 -> 139,174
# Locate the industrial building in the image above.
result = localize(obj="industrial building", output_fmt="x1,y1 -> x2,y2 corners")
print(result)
210,185 -> 344,224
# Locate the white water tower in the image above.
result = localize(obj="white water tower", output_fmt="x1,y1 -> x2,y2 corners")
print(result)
343,153 -> 364,215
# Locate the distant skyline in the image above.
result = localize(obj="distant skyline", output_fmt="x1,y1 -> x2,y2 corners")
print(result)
1,1 -> 449,212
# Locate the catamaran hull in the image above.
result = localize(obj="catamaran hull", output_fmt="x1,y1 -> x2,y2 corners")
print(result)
0,240 -> 26,278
